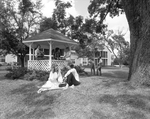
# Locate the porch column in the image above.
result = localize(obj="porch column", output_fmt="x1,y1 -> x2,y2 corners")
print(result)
29,43 -> 32,61
32,48 -> 35,60
48,41 -> 52,68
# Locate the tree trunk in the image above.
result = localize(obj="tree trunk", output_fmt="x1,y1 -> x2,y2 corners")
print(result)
122,0 -> 150,86
18,55 -> 25,67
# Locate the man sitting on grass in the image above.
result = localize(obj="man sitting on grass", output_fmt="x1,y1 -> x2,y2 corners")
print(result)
59,63 -> 80,88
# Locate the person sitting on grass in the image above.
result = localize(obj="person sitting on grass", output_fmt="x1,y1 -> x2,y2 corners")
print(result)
37,64 -> 63,93
59,63 -> 80,88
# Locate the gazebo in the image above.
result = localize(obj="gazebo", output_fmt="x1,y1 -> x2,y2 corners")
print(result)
23,29 -> 78,71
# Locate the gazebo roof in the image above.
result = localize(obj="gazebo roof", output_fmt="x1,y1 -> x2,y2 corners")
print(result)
23,29 -> 78,45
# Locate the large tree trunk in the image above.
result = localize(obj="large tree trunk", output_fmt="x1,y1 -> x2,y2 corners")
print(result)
122,0 -> 150,86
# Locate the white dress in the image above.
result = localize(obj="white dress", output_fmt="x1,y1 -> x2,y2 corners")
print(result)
40,71 -> 63,90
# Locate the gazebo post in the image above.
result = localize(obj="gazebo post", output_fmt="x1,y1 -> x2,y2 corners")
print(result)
29,43 -> 32,61
48,41 -> 52,69
32,48 -> 35,60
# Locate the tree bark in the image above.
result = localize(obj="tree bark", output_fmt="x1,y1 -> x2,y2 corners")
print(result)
18,55 -> 25,67
122,0 -> 150,86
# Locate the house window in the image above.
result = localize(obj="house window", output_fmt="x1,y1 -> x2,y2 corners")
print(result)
83,58 -> 88,65
102,59 -> 108,66
104,52 -> 108,58
100,51 -> 108,58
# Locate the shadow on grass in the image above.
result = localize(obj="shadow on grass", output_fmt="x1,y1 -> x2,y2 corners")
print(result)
0,71 -> 9,80
127,110 -> 147,119
8,83 -> 61,119
99,94 -> 150,113
7,108 -> 56,119
94,70 -> 131,88
91,109 -> 147,119
102,70 -> 128,79
91,109 -> 109,119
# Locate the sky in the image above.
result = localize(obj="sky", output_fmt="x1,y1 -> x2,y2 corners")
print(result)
41,0 -> 130,42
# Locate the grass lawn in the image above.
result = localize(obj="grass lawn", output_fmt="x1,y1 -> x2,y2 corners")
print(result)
0,67 -> 150,119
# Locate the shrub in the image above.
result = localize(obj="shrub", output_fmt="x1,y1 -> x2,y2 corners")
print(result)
23,70 -> 49,81
5,67 -> 28,79
5,66 -> 13,71
75,65 -> 88,75
5,66 -> 50,81
35,70 -> 49,81
61,65 -> 88,76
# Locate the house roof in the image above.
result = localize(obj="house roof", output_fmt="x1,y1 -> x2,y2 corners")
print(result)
23,29 -> 78,45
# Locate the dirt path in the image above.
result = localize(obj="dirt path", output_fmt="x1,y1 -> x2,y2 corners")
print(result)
0,67 -> 150,119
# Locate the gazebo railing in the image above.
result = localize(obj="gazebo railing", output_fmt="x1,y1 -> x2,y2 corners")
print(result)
28,60 -> 67,71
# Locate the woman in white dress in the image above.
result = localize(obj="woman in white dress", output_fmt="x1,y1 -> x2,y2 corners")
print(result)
37,64 -> 63,93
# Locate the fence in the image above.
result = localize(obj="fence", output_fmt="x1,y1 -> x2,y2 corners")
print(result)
28,60 -> 67,71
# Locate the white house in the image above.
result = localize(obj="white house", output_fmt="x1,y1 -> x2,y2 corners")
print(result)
0,54 -> 17,64
71,46 -> 113,66
94,46 -> 112,66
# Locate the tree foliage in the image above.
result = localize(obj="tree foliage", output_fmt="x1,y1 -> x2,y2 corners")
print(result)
0,0 -> 42,67
88,0 -> 123,22
103,29 -> 130,66
40,0 -> 105,59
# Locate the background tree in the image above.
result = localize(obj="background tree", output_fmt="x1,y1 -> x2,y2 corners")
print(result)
52,0 -> 72,35
77,18 -> 105,56
39,0 -> 90,52
103,29 -> 129,67
88,0 -> 150,86
0,0 -> 42,67
39,0 -> 74,36
39,0 -> 105,62
40,17 -> 58,32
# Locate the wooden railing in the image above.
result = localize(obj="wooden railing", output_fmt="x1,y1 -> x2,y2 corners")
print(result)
28,60 -> 67,71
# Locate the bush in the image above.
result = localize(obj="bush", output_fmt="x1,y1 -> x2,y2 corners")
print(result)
23,70 -> 49,81
35,70 -> 49,81
5,67 -> 28,79
75,65 -> 88,75
61,65 -> 88,76
5,66 -> 50,81
5,66 -> 13,71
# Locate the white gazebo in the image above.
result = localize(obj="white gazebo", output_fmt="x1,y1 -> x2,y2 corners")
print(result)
23,29 -> 78,71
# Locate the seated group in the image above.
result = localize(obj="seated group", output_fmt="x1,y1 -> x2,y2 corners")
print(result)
37,63 -> 80,93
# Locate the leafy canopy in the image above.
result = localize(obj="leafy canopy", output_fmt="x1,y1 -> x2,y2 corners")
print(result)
88,0 -> 124,33
0,0 -> 42,56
